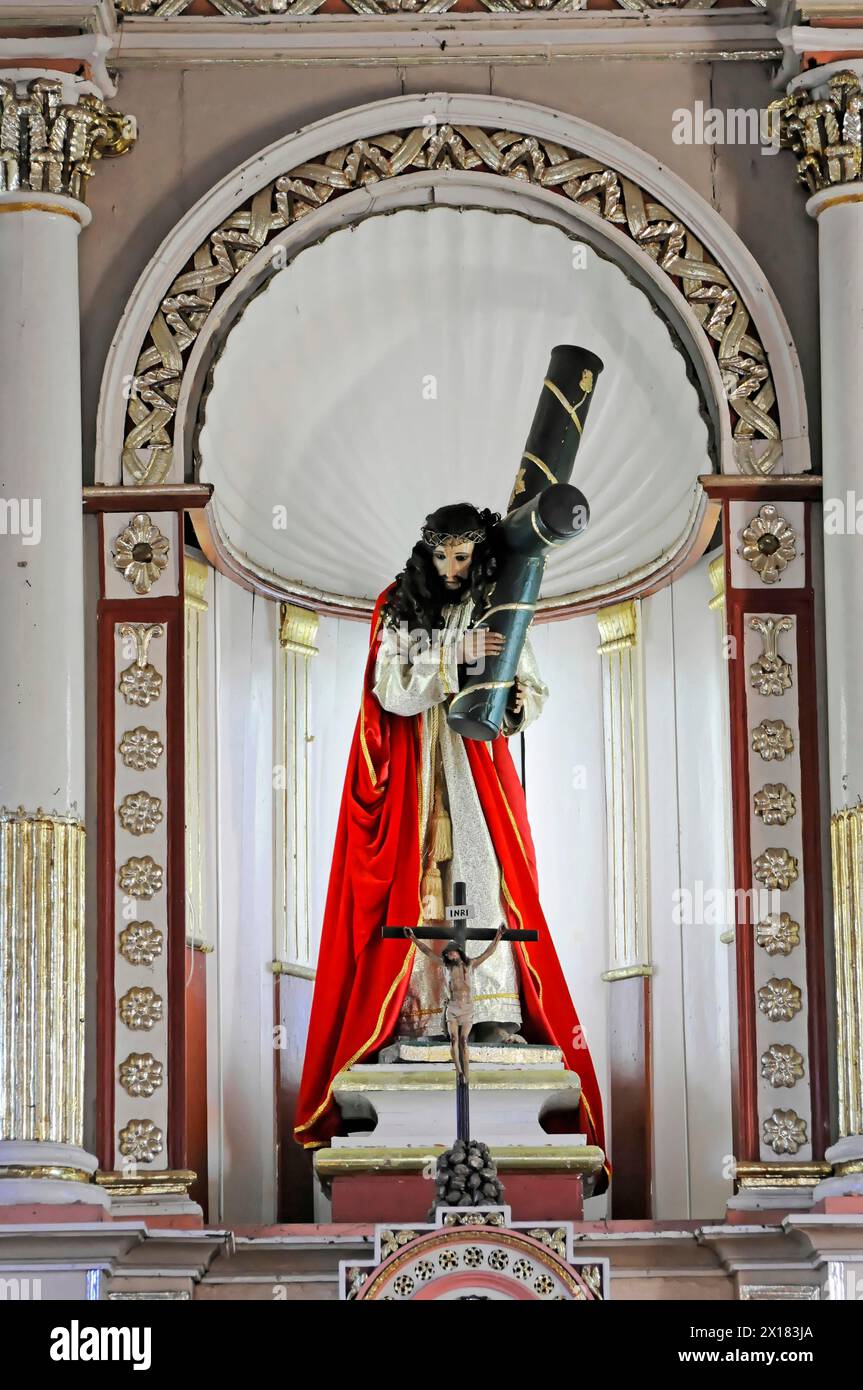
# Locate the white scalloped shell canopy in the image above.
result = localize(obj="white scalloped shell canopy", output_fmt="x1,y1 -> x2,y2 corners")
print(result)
198,207 -> 711,607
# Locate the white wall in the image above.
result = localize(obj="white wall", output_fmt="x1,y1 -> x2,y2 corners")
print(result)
307,614 -> 373,967
524,615 -> 610,1217
207,574 -> 278,1224
644,556 -> 735,1219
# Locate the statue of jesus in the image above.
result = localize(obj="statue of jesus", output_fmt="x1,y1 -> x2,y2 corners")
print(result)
294,502 -> 607,1185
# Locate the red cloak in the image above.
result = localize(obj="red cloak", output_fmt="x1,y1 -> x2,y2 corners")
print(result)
294,590 -> 608,1189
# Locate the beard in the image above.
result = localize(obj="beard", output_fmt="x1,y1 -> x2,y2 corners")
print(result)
437,572 -> 468,600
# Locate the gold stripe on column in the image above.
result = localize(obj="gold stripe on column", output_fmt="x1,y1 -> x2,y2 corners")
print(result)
0,807 -> 86,1145
830,804 -> 863,1137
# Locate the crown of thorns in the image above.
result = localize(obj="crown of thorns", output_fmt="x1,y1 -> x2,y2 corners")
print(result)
421,527 -> 486,547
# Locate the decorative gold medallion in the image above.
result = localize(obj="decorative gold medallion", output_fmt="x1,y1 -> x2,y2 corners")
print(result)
118,1118 -> 164,1164
751,719 -> 794,762
112,514 -> 170,595
753,783 -> 796,826
118,986 -> 163,1031
118,855 -> 163,899
755,912 -> 800,957
119,1053 -> 164,1098
762,1108 -> 807,1156
119,920 -> 164,967
760,1044 -> 805,1089
119,727 -> 164,771
739,505 -> 798,585
118,791 -> 164,836
757,977 -> 803,1023
753,847 -> 799,891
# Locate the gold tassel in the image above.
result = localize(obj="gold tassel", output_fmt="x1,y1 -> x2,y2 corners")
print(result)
421,863 -> 445,922
428,787 -> 452,864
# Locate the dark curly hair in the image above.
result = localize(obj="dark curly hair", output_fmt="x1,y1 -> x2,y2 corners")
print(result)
382,503 -> 502,636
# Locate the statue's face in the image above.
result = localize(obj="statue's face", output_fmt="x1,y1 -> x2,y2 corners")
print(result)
431,538 -> 475,595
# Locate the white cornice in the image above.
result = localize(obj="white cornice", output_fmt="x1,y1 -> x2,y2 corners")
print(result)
0,0 -> 116,34
108,11 -> 780,66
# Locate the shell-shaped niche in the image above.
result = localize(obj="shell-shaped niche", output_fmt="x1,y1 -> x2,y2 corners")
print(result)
198,205 -> 711,610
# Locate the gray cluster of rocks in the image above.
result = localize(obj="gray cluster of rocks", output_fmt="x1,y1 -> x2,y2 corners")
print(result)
431,1139 -> 505,1213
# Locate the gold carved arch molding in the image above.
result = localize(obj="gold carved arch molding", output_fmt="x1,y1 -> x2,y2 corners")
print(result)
124,123 -> 781,486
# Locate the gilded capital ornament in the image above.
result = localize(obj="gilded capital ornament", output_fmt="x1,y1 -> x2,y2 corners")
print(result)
769,70 -> 863,195
0,76 -> 136,205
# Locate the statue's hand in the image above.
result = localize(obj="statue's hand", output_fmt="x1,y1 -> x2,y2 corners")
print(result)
510,679 -> 526,715
457,628 -> 506,667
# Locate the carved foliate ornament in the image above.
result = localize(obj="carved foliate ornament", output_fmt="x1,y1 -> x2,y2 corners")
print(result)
749,615 -> 793,696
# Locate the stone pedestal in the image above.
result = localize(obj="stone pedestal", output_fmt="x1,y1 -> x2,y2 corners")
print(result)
314,1045 -> 604,1223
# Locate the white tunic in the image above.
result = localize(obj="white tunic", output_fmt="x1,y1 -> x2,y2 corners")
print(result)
372,598 -> 548,1037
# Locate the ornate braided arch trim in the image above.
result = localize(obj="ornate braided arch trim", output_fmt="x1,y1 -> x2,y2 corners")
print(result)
124,122 -> 781,486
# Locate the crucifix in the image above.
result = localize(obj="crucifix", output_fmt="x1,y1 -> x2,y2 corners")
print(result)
382,881 -> 538,1143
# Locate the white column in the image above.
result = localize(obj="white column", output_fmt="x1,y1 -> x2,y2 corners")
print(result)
779,62 -> 863,1192
272,602 -> 320,975
597,599 -> 651,979
0,71 -> 134,1205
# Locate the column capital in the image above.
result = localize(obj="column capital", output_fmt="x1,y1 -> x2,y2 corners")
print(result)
0,70 -> 136,208
279,601 -> 320,657
596,598 -> 638,655
770,67 -> 863,197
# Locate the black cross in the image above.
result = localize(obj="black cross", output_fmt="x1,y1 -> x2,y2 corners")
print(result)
382,880 -> 538,1143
